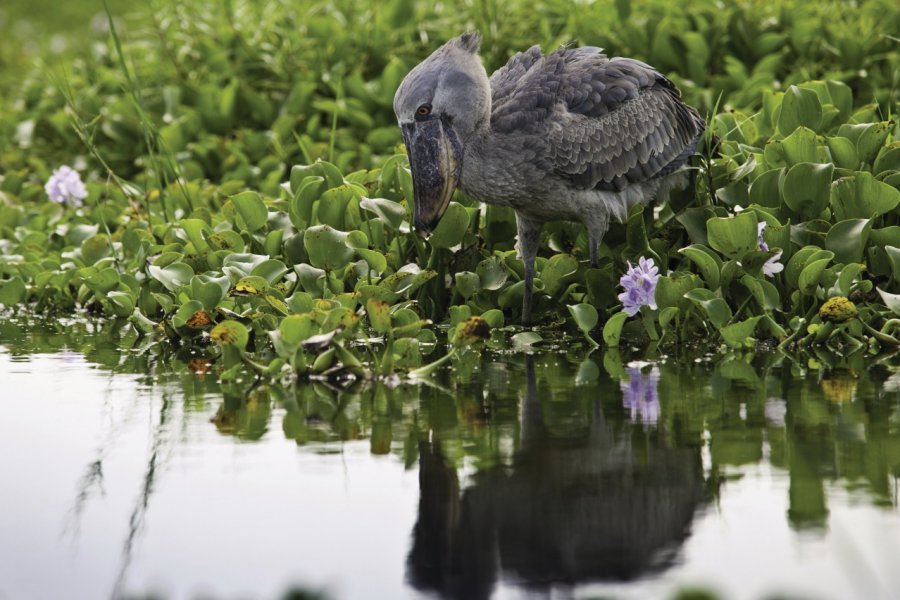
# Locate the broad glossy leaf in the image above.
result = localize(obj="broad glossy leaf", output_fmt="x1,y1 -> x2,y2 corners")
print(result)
720,316 -> 763,347
304,225 -> 355,270
81,235 -> 111,266
877,288 -> 900,317
602,311 -> 628,346
222,253 -> 269,279
231,191 -> 268,232
655,273 -> 701,311
359,197 -> 406,231
684,288 -> 732,329
0,276 -> 25,305
781,126 -> 819,165
366,299 -> 392,333
179,218 -> 211,253
567,303 -> 599,337
250,259 -> 289,283
778,85 -> 822,134
190,275 -> 225,311
679,244 -> 722,290
830,172 -> 900,220
148,262 -> 194,292
885,246 -> 900,282
707,211 -> 757,259
454,271 -> 480,299
541,254 -> 578,297
427,202 -> 470,249
798,257 -> 832,295
781,162 -> 833,218
825,137 -> 858,170
476,257 -> 508,290
210,320 -> 249,350
748,168 -> 784,208
785,247 -> 832,289
825,219 -> 871,264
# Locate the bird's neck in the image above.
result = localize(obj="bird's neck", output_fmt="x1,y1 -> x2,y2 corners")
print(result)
458,122 -> 522,207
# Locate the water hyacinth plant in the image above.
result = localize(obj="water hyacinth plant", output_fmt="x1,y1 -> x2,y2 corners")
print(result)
44,166 -> 87,206
0,0 -> 897,381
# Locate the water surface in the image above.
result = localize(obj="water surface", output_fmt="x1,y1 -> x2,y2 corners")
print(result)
1,317 -> 899,600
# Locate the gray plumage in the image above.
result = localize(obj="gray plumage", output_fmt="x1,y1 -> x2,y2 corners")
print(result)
394,33 -> 705,324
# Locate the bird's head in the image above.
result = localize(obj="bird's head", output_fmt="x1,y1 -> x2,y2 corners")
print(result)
394,32 -> 490,235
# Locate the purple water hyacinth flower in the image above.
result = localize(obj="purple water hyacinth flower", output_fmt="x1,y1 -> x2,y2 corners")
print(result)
621,364 -> 661,425
757,221 -> 769,252
618,257 -> 659,317
45,165 -> 88,206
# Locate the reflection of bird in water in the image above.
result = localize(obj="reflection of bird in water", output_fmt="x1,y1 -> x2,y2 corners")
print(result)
407,356 -> 710,599
394,33 -> 705,324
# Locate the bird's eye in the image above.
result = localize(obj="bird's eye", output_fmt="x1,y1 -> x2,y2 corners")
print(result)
416,104 -> 432,117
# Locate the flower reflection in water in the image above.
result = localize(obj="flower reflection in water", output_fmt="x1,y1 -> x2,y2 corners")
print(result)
621,363 -> 661,426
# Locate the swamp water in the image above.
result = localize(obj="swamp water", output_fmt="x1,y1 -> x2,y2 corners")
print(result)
1,317 -> 899,600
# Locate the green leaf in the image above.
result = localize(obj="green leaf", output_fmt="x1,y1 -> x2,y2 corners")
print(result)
679,244 -> 722,290
567,303 -> 599,337
838,121 -> 892,165
179,218 -> 211,253
748,168 -> 784,208
304,225 -> 355,270
190,276 -> 225,311
231,191 -> 268,232
798,257 -> 832,295
148,262 -> 194,292
250,259 -> 288,283
781,162 -> 833,218
366,299 -> 392,333
707,211 -> 758,259
720,316 -> 762,347
81,235 -> 111,266
481,309 -> 504,328
359,197 -> 406,230
0,276 -> 26,305
781,126 -> 819,165
541,254 -> 579,297
824,219 -> 871,264
684,288 -> 733,329
825,137 -> 858,170
210,320 -> 249,350
356,248 -> 387,274
454,271 -> 481,299
427,202 -> 470,249
785,247 -> 831,289
655,273 -> 701,311
659,306 -> 680,329
877,288 -> 900,317
778,85 -> 822,134
476,257 -> 508,290
279,314 -> 315,346
830,172 -> 900,220
602,311 -> 628,346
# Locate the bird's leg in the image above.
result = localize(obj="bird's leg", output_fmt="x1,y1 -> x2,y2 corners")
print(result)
516,213 -> 543,327
587,218 -> 609,269
588,232 -> 600,268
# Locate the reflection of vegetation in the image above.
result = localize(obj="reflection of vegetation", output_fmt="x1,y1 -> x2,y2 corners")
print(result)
3,317 -> 900,545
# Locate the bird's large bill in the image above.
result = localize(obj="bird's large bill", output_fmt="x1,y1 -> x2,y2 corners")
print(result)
401,119 -> 461,235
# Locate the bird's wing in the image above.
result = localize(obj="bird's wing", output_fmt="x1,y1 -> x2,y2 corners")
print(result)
489,45 -> 545,107
492,49 -> 705,190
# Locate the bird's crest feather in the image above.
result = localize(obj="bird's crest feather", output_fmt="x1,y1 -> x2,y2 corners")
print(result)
451,32 -> 482,54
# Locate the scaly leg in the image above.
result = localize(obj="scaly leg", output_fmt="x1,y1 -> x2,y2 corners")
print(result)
515,213 -> 543,326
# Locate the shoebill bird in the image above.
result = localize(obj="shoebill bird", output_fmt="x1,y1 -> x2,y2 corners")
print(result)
394,33 -> 705,325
